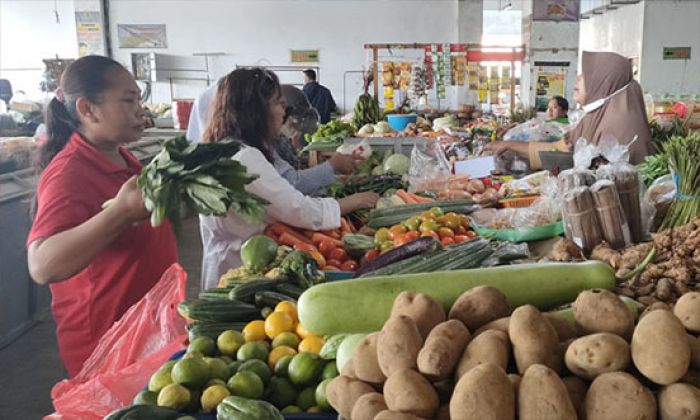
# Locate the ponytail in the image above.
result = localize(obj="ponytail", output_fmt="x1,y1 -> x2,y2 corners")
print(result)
38,98 -> 78,170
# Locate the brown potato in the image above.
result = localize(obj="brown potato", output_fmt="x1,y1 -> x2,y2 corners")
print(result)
564,333 -> 630,380
377,315 -> 423,377
418,320 -> 471,381
508,374 -> 521,407
449,286 -> 512,331
353,332 -> 386,384
509,305 -> 560,374
573,289 -> 635,338
374,410 -> 426,420
585,372 -> 657,420
658,383 -> 700,420
391,291 -> 446,338
341,357 -> 357,379
690,334 -> 700,370
326,375 -> 375,420
674,292 -> 700,333
450,363 -> 515,420
384,369 -> 439,418
544,313 -> 580,341
632,309 -> 691,385
473,316 -> 510,337
519,364 -> 576,420
562,376 -> 587,420
350,392 -> 387,420
455,330 -> 510,379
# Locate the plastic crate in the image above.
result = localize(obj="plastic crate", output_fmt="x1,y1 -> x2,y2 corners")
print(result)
498,195 -> 539,208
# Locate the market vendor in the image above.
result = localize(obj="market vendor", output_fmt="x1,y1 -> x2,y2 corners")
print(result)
547,95 -> 569,123
302,69 -> 336,124
26,56 -> 177,377
187,81 -> 358,195
485,51 -> 653,169
198,68 -> 378,289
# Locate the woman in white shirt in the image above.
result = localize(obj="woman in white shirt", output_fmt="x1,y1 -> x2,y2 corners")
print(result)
199,68 -> 378,289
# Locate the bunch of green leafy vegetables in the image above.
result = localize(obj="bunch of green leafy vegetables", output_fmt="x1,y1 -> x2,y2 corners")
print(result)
138,136 -> 268,227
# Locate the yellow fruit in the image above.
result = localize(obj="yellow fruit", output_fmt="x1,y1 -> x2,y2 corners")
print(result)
268,345 -> 298,369
298,335 -> 324,354
272,332 -> 301,350
295,323 -> 314,339
275,301 -> 298,322
157,383 -> 191,410
265,311 -> 294,339
200,385 -> 230,413
243,320 -> 266,342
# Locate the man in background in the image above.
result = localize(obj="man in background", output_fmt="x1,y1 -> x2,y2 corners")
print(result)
302,69 -> 336,124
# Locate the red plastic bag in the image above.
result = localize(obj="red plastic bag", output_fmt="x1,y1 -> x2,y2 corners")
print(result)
45,263 -> 189,420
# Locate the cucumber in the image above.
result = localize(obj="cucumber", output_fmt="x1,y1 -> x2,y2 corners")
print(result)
199,287 -> 234,301
104,405 -> 179,420
352,237 -> 440,278
178,299 -> 260,323
274,282 -> 304,299
298,261 -> 616,335
230,278 -> 284,303
254,291 -> 296,308
187,321 -> 247,341
368,199 -> 475,219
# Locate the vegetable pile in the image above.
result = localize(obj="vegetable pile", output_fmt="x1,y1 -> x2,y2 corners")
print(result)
138,136 -> 267,227
661,132 -> 700,229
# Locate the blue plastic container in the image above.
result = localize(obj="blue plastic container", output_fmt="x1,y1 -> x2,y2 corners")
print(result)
386,114 -> 417,131
323,270 -> 354,281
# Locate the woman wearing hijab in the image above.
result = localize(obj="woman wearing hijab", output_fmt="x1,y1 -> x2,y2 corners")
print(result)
486,51 -> 654,169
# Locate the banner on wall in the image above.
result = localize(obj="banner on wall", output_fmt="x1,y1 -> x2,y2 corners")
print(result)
75,11 -> 105,56
117,24 -> 168,48
532,0 -> 580,22
535,67 -> 567,111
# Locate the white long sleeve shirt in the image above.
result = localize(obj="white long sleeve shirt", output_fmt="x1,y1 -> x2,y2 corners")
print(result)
199,146 -> 341,289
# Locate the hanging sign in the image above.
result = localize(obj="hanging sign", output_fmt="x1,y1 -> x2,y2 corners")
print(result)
663,47 -> 691,60
291,50 -> 319,63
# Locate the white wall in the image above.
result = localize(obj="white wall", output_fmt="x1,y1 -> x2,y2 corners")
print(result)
109,0 -> 482,111
639,0 -> 700,95
0,0 -> 79,99
578,1 -> 644,62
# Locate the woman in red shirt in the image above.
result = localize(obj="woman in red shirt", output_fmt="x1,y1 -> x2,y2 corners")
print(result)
27,56 -> 177,376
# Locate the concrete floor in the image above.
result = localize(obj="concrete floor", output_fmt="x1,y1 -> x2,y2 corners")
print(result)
0,216 -> 204,419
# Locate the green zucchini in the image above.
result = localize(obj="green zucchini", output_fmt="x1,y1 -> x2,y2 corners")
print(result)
368,199 -> 475,219
187,321 -> 247,341
198,287 -> 234,301
274,282 -> 304,299
104,405 -> 179,420
368,206 -> 476,228
298,261 -> 616,335
229,278 -> 283,303
254,290 -> 296,308
178,299 -> 260,323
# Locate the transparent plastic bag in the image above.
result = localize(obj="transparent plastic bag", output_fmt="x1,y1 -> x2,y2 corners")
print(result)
47,264 -> 189,420
503,119 -> 567,142
407,139 -> 452,193
642,174 -> 675,233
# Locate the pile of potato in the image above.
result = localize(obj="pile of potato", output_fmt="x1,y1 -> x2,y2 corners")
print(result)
325,289 -> 700,420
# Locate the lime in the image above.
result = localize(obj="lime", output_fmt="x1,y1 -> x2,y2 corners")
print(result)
281,405 -> 302,414
132,390 -> 157,405
171,357 -> 211,388
288,352 -> 324,386
307,406 -> 322,413
227,371 -> 264,399
228,360 -> 243,375
267,377 -> 297,408
204,357 -> 231,381
272,332 -> 300,349
188,336 -> 217,356
315,378 -> 332,410
200,384 -> 230,413
148,367 -> 174,393
321,361 -> 338,380
184,350 -> 204,359
268,345 -> 297,369
219,355 -> 234,365
157,383 -> 191,410
274,355 -> 294,378
296,387 -> 317,411
238,359 -> 272,385
236,341 -> 269,362
205,378 -> 227,388
217,330 -> 245,357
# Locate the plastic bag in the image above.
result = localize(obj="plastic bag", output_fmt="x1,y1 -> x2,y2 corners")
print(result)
336,137 -> 372,159
503,119 -> 567,142
642,174 -> 676,232
46,264 -> 189,420
407,138 -> 452,193
499,170 -> 550,197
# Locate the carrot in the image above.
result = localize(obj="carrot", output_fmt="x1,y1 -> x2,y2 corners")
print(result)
269,223 -> 312,245
396,189 -> 418,204
293,242 -> 317,253
279,232 -> 307,247
303,230 -> 315,239
312,232 -> 343,248
340,217 -> 353,234
263,227 -> 280,242
322,229 -> 341,240
409,193 -> 434,203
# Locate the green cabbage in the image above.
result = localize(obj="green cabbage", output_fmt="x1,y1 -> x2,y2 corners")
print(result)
383,153 -> 410,175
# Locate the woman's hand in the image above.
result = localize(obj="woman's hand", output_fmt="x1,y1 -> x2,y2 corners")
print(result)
328,152 -> 364,174
483,140 -> 513,156
337,191 -> 379,214
110,176 -> 150,224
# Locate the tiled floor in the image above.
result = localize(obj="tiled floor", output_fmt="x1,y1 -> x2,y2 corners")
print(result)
0,216 -> 204,419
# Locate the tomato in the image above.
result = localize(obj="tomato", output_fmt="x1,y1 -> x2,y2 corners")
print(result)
340,260 -> 358,271
482,177 -> 493,187
466,230 -> 477,238
320,265 -> 339,271
363,249 -> 380,263
388,225 -> 407,240
329,248 -> 348,263
438,227 -> 455,239
404,230 -> 420,242
317,240 -> 335,258
421,230 -> 440,240
429,207 -> 444,218
419,219 -> 440,233
392,234 -> 408,247
441,236 -> 456,246
454,235 -> 468,243
326,258 -> 342,268
444,213 -> 461,230
403,216 -> 421,232
455,225 -> 469,235
379,241 -> 394,253
374,228 -> 391,244
459,214 -> 470,228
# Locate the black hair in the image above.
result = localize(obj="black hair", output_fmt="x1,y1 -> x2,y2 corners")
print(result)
551,95 -> 569,112
38,55 -> 123,171
302,69 -> 317,81
204,67 -> 281,162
